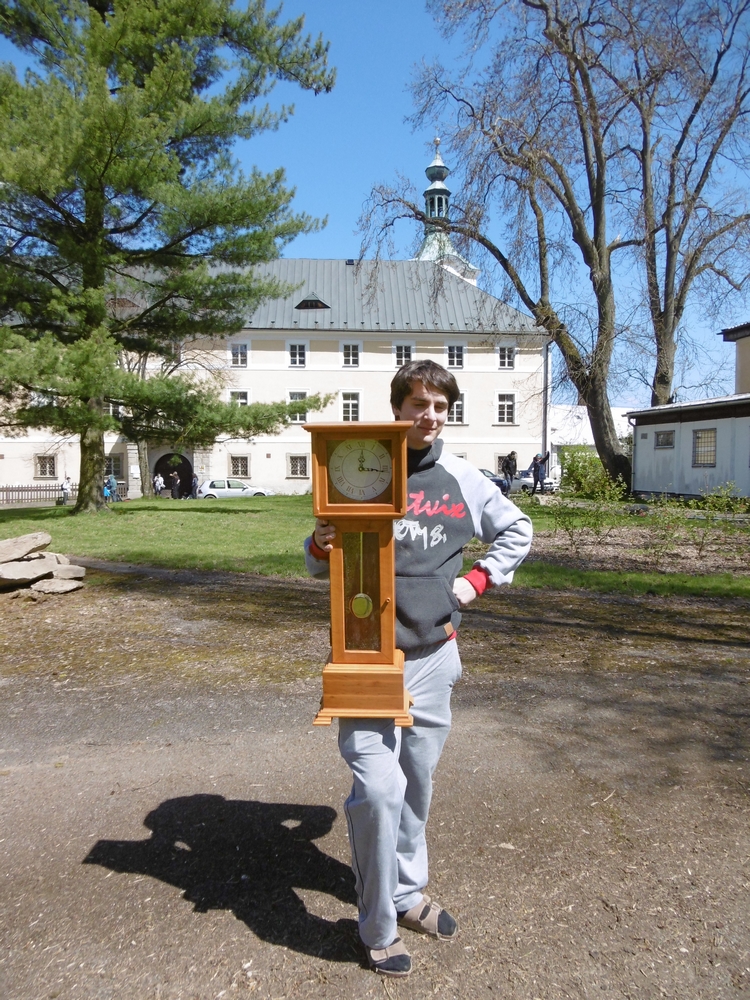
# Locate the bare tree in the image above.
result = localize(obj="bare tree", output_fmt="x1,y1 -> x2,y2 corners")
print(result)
362,0 -> 750,483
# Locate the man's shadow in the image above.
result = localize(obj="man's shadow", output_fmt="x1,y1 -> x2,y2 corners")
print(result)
83,795 -> 361,962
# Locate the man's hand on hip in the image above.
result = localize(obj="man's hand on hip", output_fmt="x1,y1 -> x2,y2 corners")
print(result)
452,577 -> 478,607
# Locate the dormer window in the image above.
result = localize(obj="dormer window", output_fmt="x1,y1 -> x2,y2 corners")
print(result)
295,294 -> 330,310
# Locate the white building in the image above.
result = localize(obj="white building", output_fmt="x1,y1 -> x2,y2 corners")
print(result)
0,149 -> 551,497
626,323 -> 750,498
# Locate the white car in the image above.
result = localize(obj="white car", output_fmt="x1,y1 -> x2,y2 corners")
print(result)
197,478 -> 276,499
510,469 -> 559,494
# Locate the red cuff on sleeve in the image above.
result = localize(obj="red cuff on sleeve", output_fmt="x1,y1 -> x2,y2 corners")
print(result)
308,536 -> 330,561
464,565 -> 492,596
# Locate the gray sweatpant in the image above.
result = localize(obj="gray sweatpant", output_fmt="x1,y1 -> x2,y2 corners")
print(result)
338,639 -> 462,949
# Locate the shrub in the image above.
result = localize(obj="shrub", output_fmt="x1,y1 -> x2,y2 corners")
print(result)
558,446 -> 625,499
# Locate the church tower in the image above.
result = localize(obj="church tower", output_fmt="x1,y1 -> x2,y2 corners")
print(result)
413,138 -> 480,286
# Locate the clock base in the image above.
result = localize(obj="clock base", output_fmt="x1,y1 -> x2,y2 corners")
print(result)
313,649 -> 414,727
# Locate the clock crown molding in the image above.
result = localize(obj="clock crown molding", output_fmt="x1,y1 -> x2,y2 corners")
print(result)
303,421 -> 413,434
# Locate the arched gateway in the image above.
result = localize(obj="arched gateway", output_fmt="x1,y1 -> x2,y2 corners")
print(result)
153,454 -> 193,498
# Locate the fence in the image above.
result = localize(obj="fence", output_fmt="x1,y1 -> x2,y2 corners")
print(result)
0,482 -> 128,505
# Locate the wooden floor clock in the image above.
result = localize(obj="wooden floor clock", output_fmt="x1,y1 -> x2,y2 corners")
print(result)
304,421 -> 415,727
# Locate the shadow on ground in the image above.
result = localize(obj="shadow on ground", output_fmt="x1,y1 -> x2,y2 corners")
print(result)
84,795 -> 362,963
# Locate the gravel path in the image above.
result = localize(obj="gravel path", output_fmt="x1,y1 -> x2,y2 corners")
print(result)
1,563 -> 748,999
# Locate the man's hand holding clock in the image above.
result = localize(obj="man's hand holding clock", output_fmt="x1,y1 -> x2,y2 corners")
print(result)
314,518 -> 336,552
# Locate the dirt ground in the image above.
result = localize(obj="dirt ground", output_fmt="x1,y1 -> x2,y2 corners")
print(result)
1,551 -> 749,1000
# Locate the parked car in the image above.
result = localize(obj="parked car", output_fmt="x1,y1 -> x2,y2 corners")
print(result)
510,468 -> 559,494
197,479 -> 276,499
479,468 -> 510,496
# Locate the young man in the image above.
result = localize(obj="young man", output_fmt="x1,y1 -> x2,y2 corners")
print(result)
304,360 -> 532,978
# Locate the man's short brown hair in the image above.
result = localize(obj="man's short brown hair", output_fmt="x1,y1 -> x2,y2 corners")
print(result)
390,360 -> 460,410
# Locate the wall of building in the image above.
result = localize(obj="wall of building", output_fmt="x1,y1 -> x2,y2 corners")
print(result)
0,430 -> 141,493
736,337 -> 750,395
632,416 -> 750,497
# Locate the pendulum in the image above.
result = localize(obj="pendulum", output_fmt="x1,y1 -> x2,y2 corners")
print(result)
350,532 -> 373,618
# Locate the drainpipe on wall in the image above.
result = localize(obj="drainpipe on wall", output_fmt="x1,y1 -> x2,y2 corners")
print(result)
628,415 -> 636,494
542,338 -> 550,456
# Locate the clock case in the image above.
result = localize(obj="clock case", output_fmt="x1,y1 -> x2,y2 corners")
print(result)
304,422 -> 414,727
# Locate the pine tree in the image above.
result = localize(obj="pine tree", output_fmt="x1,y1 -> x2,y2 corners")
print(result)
0,0 -> 335,511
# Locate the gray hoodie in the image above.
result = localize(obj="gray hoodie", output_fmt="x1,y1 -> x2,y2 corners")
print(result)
305,440 -> 533,651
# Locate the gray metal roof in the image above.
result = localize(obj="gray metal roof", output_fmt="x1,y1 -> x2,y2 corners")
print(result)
625,392 -> 750,418
720,321 -> 750,342
246,259 -> 540,335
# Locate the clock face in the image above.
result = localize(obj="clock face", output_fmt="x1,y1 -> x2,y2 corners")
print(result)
328,439 -> 393,502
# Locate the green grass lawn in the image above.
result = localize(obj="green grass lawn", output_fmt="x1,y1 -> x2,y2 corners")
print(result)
1,496 -> 748,598
0,496 -> 317,576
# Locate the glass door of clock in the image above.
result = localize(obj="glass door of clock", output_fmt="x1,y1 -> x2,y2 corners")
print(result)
342,531 -> 381,651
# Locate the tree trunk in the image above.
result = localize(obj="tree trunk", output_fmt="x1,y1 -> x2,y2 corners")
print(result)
73,401 -> 107,513
138,441 -> 153,498
542,309 -> 633,487
584,376 -> 632,486
650,322 -> 677,406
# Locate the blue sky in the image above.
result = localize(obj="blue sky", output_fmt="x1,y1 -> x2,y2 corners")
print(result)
0,0 -> 740,403
241,0 -> 455,261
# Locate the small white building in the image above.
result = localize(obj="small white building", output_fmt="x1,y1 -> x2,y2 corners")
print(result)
547,403 -> 631,478
626,323 -> 750,498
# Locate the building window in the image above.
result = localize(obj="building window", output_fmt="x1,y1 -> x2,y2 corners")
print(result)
108,402 -> 122,419
342,392 -> 360,421
104,455 -> 123,478
496,455 -> 507,476
230,391 -> 248,405
231,344 -> 248,368
288,455 -> 309,478
35,455 -> 56,478
497,347 -> 515,369
447,393 -> 465,424
497,394 -> 515,424
342,343 -> 360,367
230,456 -> 249,477
692,428 -> 716,467
289,391 -> 308,423
395,344 -> 412,367
289,343 -> 306,367
654,430 -> 675,449
447,345 -> 464,368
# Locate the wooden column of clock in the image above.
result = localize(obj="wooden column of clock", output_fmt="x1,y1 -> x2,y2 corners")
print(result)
304,422 -> 415,727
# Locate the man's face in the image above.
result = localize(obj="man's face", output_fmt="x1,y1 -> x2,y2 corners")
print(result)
392,381 -> 450,450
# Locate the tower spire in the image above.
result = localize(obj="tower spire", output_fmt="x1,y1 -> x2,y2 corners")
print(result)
413,138 -> 480,286
423,137 -> 451,228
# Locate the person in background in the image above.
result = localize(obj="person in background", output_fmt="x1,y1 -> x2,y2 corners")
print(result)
501,450 -> 517,493
190,472 -> 199,499
153,472 -> 164,496
170,471 -> 180,499
60,476 -> 72,505
107,472 -> 120,502
531,451 -> 550,494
